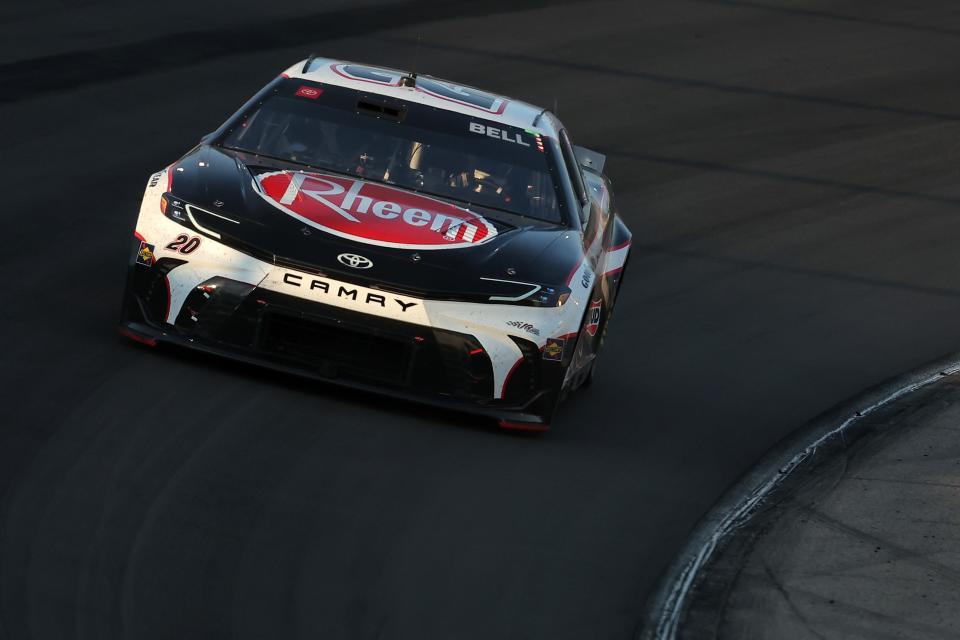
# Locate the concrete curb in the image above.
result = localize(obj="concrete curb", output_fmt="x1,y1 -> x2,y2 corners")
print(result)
637,351 -> 960,640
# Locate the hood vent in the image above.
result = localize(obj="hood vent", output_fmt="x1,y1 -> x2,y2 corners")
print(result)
356,95 -> 407,122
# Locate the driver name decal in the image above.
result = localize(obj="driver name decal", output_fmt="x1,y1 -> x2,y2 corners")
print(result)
255,171 -> 498,250
468,123 -> 530,146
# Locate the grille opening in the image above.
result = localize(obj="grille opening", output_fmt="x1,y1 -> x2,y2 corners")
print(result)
502,335 -> 541,403
260,313 -> 410,384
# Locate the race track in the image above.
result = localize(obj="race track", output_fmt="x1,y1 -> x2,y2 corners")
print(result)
2,1 -> 960,638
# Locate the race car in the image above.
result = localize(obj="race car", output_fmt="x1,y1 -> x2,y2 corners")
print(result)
119,56 -> 631,430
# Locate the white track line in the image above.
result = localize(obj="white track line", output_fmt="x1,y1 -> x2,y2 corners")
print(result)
654,361 -> 960,639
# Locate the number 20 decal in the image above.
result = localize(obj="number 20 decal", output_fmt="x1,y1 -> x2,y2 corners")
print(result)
165,234 -> 201,254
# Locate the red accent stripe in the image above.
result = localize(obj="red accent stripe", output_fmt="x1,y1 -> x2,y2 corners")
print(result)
163,276 -> 172,323
602,266 -> 625,278
498,420 -> 549,433
500,355 -> 525,398
609,240 -> 631,252
280,72 -> 290,78
134,231 -> 146,243
166,163 -> 175,192
119,326 -> 157,347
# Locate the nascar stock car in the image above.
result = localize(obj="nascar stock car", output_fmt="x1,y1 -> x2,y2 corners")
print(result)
120,56 -> 631,430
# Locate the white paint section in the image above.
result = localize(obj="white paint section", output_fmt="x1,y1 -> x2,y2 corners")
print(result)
436,316 -> 524,398
165,265 -> 207,323
136,171 -> 272,323
602,243 -> 630,276
138,168 -> 166,222
567,257 -> 593,289
424,300 -> 555,399
163,262 -> 267,323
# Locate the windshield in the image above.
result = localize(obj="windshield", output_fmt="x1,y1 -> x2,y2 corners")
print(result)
219,82 -> 563,224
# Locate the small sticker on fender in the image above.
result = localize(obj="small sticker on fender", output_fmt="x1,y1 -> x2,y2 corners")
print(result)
136,241 -> 155,267
543,338 -> 564,361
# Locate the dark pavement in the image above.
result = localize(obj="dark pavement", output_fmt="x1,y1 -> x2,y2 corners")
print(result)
1,1 -> 960,638
681,373 -> 960,640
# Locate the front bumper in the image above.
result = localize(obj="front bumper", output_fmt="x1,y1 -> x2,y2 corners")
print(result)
121,260 -> 564,425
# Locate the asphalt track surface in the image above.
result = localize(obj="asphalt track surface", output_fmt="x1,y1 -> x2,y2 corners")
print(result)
2,1 -> 960,638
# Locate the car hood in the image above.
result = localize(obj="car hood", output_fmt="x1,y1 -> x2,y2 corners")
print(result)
166,145 -> 581,298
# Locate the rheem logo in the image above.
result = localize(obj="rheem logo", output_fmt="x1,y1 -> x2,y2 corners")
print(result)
256,171 -> 498,250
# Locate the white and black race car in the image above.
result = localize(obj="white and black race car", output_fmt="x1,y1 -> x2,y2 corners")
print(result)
120,57 -> 631,430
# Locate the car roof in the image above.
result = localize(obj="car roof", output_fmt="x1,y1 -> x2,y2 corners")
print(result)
281,57 -> 559,136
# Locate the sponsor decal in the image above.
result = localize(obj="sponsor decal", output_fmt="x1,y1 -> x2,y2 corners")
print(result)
256,171 -> 498,250
506,320 -> 540,336
586,298 -> 602,336
136,241 -> 155,267
330,63 -> 402,86
337,253 -> 373,269
543,338 -> 565,362
581,269 -> 593,289
468,122 -> 530,146
295,85 -> 323,99
148,172 -> 162,188
165,234 -> 201,255
281,272 -> 417,313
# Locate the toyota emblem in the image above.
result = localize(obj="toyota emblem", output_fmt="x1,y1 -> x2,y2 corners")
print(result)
337,253 -> 373,269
